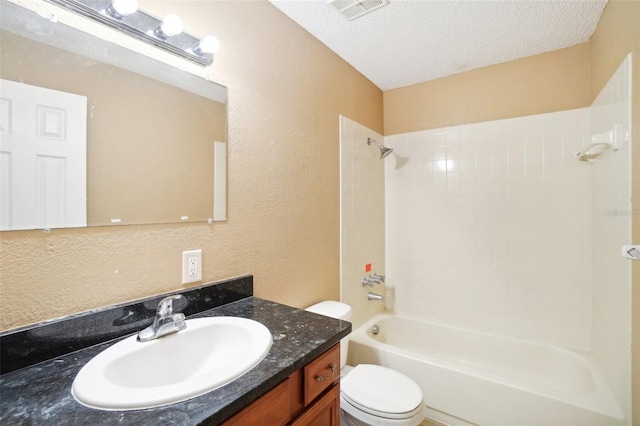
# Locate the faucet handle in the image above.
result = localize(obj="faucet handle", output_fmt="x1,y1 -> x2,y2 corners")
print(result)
157,294 -> 182,316
362,276 -> 375,287
371,272 -> 384,283
362,273 -> 385,286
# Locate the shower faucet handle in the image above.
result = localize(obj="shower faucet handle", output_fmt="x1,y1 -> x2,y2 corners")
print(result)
362,273 -> 385,286
370,273 -> 385,283
362,276 -> 376,287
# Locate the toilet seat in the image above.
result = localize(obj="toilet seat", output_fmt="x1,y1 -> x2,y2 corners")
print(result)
341,364 -> 423,420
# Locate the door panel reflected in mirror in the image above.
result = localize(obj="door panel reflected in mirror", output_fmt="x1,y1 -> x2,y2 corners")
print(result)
1,78 -> 88,230
0,2 -> 228,230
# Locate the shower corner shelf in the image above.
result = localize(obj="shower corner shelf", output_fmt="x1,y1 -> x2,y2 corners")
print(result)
575,124 -> 628,163
575,142 -> 615,163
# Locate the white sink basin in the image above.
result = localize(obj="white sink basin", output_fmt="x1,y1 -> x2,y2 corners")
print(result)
72,316 -> 273,410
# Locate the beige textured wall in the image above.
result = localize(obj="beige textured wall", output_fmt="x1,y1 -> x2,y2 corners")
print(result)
589,0 -> 640,420
0,1 -> 383,330
384,43 -> 591,135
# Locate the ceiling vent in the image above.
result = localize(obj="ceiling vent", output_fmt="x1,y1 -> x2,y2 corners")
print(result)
328,0 -> 390,21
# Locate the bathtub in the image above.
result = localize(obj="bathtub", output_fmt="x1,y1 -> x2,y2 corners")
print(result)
347,313 -> 625,426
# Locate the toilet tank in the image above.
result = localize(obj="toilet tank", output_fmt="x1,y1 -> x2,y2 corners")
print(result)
305,301 -> 351,369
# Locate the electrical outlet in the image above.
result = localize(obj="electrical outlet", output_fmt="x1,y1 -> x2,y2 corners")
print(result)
182,249 -> 202,284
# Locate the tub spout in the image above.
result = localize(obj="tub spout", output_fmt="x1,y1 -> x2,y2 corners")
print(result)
368,292 -> 384,302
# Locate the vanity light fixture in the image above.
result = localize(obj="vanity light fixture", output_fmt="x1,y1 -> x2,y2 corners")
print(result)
154,14 -> 183,39
43,0 -> 217,67
194,35 -> 221,55
106,0 -> 138,19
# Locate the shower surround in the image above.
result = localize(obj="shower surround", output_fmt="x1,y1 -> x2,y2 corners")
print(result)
383,54 -> 632,423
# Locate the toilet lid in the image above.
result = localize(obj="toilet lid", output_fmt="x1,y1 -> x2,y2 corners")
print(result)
341,364 -> 423,419
305,301 -> 352,321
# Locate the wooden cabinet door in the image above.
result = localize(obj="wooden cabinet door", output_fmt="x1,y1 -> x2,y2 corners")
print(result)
290,384 -> 340,426
222,378 -> 291,426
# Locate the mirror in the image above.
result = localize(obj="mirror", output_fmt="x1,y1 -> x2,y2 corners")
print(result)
0,0 -> 228,230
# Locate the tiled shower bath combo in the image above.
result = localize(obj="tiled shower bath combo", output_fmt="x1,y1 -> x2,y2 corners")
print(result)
341,55 -> 632,425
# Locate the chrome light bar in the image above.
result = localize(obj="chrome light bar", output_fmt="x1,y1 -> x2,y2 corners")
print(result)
43,0 -> 215,67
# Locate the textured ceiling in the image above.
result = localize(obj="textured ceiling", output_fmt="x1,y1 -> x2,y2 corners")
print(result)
269,0 -> 607,90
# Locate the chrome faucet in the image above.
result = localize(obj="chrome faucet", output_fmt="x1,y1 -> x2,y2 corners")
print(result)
362,276 -> 375,287
368,292 -> 384,302
137,295 -> 187,342
362,273 -> 385,287
370,273 -> 385,284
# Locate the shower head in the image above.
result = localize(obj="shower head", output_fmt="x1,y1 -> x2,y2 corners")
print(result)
367,138 -> 393,159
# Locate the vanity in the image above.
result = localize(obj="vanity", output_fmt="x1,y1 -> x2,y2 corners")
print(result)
0,275 -> 351,425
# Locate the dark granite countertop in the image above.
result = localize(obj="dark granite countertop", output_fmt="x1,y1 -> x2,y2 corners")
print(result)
0,277 -> 351,425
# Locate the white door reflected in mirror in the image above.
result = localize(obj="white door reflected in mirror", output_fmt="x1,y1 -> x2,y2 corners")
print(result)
0,79 -> 87,231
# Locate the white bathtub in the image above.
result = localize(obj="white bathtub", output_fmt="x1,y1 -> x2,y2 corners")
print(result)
347,313 -> 625,426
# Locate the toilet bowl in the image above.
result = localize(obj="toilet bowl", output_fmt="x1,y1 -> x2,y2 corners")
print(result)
306,301 -> 425,426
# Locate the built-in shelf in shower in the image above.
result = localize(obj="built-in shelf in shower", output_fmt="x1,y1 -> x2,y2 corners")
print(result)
575,124 -> 628,163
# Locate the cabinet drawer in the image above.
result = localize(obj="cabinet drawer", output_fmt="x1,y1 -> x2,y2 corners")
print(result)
303,344 -> 340,405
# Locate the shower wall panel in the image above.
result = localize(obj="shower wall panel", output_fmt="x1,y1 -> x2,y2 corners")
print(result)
589,54 -> 632,422
385,108 -> 593,351
339,115 -> 386,329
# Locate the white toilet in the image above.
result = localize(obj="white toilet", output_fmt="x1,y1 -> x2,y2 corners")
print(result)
306,301 -> 425,426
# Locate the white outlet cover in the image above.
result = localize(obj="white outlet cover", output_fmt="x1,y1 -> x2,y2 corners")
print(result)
182,249 -> 202,284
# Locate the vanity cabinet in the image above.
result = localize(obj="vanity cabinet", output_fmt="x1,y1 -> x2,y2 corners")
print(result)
222,344 -> 340,426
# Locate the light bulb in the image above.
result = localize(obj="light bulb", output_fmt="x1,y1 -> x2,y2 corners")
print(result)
107,0 -> 138,19
196,35 -> 220,55
158,14 -> 183,38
